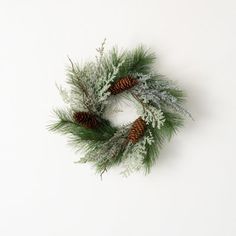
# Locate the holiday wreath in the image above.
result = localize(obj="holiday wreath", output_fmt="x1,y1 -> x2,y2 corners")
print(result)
49,41 -> 191,177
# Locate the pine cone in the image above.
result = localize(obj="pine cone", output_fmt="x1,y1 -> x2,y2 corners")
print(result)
128,117 -> 146,144
109,76 -> 138,95
73,112 -> 99,129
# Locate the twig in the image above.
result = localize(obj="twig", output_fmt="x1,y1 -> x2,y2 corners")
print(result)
67,56 -> 89,97
131,92 -> 156,118
100,167 -> 107,180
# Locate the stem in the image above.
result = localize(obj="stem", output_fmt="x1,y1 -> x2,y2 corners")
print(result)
131,92 -> 155,118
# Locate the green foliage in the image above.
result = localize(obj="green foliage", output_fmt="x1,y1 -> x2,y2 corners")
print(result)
125,46 -> 156,74
49,109 -> 116,142
143,112 -> 184,173
102,46 -> 156,80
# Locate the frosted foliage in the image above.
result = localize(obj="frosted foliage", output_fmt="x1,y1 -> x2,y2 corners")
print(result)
121,131 -> 154,177
57,82 -> 88,111
80,125 -> 131,164
56,84 -> 70,104
141,105 -> 165,129
155,90 -> 192,118
95,59 -> 124,109
132,74 -> 191,118
93,41 -> 125,114
65,42 -> 125,116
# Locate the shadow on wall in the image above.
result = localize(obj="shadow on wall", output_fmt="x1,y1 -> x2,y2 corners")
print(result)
151,71 -> 209,173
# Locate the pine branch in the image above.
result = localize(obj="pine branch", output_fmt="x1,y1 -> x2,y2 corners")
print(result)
48,109 -> 116,141
143,111 -> 184,173
125,46 -> 156,74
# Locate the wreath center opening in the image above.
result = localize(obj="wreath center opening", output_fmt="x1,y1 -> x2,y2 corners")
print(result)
103,95 -> 140,127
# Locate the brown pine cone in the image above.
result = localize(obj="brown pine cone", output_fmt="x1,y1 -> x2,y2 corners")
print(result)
73,112 -> 99,129
109,76 -> 138,95
128,117 -> 146,144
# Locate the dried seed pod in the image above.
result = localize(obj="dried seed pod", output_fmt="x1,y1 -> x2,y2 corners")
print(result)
128,117 -> 146,144
73,112 -> 99,129
109,76 -> 138,95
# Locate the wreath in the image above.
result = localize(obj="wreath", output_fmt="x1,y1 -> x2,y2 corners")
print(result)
49,41 -> 191,177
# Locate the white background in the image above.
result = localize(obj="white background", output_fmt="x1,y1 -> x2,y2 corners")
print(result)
1,0 -> 236,235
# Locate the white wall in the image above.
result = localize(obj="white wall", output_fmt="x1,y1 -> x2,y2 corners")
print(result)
1,0 -> 236,235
